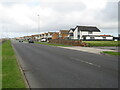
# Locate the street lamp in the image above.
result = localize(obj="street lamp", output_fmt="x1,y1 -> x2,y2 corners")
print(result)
37,14 -> 40,41
37,14 -> 40,34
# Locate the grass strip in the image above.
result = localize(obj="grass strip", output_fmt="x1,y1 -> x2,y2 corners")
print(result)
102,51 -> 120,56
0,43 -> 2,89
83,41 -> 120,47
35,42 -> 72,47
2,40 -> 26,88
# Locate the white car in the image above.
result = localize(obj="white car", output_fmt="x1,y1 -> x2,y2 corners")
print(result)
41,39 -> 47,42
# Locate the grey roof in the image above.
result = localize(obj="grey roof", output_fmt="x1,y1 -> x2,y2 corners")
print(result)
70,28 -> 75,32
75,26 -> 101,32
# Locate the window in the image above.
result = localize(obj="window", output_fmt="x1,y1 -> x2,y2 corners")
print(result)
89,31 -> 92,34
90,37 -> 94,39
78,35 -> 80,39
103,37 -> 106,39
70,33 -> 73,36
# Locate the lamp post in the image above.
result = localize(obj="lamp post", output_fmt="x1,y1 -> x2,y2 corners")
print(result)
37,14 -> 40,41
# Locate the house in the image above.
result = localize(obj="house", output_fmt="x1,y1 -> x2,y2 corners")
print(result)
43,33 -> 48,39
31,34 -> 40,41
59,30 -> 69,39
52,32 -> 59,39
48,32 -> 55,40
68,28 -> 75,39
23,36 -> 32,41
73,26 -> 101,40
83,35 -> 113,41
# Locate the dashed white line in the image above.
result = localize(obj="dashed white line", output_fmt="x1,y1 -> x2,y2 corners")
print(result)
70,57 -> 101,68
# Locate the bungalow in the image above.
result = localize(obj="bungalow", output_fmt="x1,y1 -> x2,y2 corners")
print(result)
83,35 -> 113,41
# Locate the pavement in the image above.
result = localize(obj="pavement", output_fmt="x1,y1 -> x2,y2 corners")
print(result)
12,40 -> 118,88
58,46 -> 118,54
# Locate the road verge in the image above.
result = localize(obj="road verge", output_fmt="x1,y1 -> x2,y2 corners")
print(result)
2,40 -> 26,88
12,42 -> 30,89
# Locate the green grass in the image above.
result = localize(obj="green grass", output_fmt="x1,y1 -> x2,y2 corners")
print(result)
2,40 -> 26,88
0,44 -> 2,89
102,51 -> 120,56
83,41 -> 120,47
35,42 -> 72,47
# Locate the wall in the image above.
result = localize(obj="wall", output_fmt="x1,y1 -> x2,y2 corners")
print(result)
49,39 -> 87,46
73,27 -> 78,39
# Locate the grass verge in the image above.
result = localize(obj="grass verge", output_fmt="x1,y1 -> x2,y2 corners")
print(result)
0,43 -> 2,89
83,41 -> 120,47
2,40 -> 26,88
102,51 -> 120,56
35,42 -> 72,47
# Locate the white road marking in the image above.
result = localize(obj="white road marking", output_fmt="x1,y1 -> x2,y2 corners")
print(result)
70,57 -> 101,68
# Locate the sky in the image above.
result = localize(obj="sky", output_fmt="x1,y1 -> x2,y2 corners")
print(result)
0,0 -> 119,38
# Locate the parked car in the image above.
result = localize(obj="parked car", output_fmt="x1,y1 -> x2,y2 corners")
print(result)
28,39 -> 34,43
41,39 -> 47,42
19,40 -> 23,42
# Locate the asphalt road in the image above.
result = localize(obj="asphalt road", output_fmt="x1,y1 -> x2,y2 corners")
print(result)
12,40 -> 118,88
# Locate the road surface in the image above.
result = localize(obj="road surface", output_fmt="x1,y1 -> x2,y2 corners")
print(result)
12,40 -> 118,88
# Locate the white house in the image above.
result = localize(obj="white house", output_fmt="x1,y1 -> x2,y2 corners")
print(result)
69,28 -> 75,39
73,26 -> 101,40
83,35 -> 113,41
68,26 -> 113,41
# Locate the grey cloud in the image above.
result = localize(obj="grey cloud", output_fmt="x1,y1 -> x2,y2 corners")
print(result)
96,2 -> 118,22
40,2 -> 86,13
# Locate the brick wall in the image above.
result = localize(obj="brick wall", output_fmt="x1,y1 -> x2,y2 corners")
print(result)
49,39 -> 87,46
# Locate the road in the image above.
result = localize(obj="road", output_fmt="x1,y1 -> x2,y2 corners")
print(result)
12,40 -> 118,88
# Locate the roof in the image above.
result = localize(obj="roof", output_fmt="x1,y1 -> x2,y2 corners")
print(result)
32,34 -> 39,37
75,26 -> 100,32
70,28 -> 75,32
59,30 -> 69,34
100,35 -> 112,36
48,32 -> 56,35
52,32 -> 59,35
44,33 -> 48,35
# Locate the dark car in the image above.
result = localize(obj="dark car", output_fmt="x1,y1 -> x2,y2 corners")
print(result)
28,39 -> 34,43
19,40 -> 23,42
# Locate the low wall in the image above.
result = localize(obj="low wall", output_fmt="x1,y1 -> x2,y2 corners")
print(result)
49,39 -> 87,46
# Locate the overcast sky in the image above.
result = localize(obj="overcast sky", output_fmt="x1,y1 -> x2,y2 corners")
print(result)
0,0 -> 119,38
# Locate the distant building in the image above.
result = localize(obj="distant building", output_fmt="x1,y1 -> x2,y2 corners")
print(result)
59,30 -> 69,39
47,32 -> 55,40
52,32 -> 59,39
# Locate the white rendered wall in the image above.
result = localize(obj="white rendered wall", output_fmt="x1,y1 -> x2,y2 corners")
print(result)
106,37 -> 113,40
73,27 -> 78,39
95,37 -> 103,39
86,37 -> 90,39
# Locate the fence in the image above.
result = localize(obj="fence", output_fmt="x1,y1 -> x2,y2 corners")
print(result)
49,39 -> 87,46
